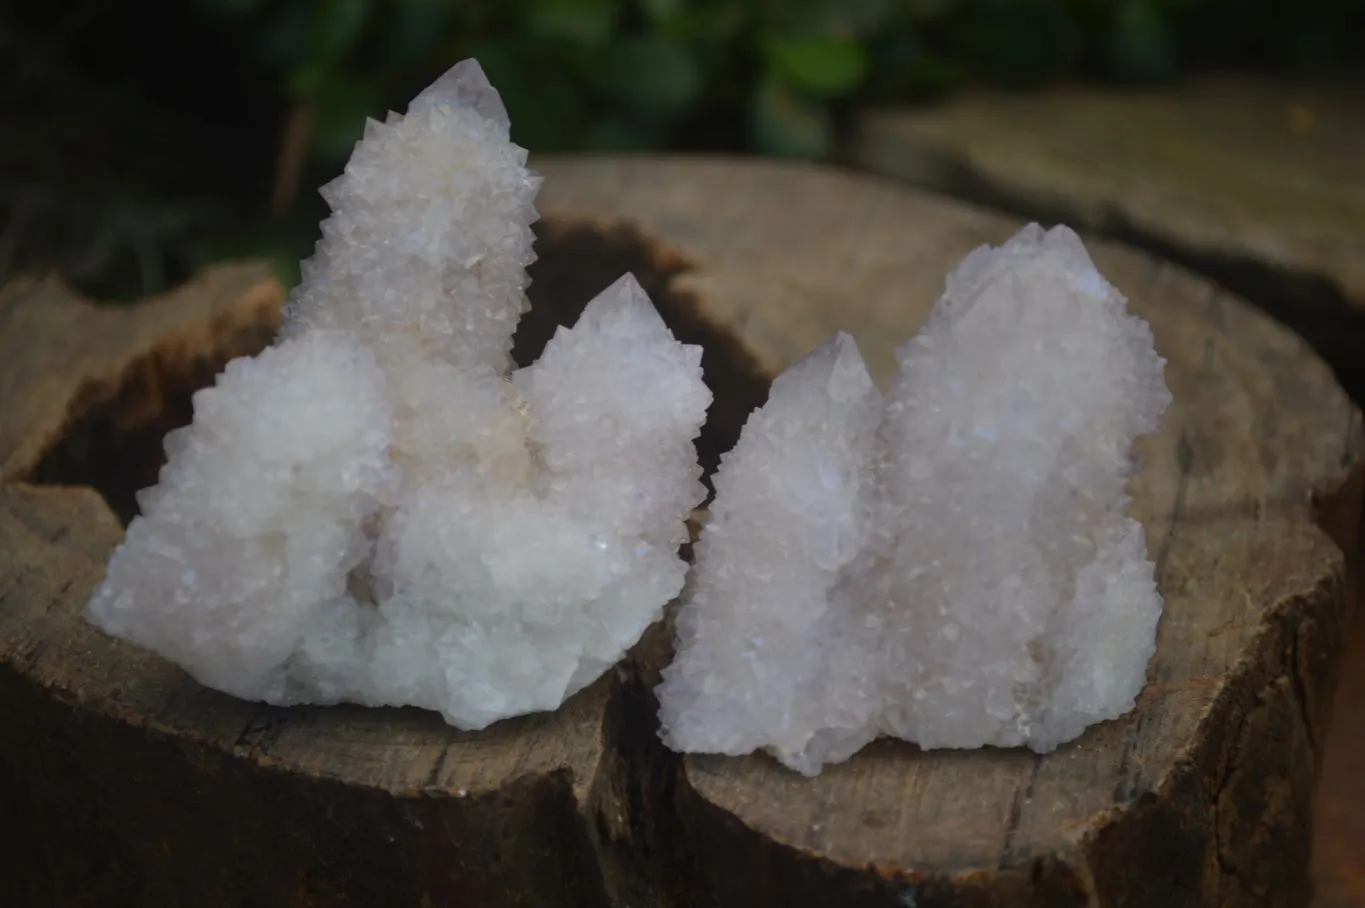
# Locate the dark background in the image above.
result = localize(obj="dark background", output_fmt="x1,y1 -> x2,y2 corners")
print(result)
2,0 -> 1361,302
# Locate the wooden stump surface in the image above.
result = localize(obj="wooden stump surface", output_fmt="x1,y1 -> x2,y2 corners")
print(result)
847,78 -> 1365,403
1,155 -> 1362,908
0,269 -> 640,908
1315,575 -> 1365,908
533,156 -> 1363,907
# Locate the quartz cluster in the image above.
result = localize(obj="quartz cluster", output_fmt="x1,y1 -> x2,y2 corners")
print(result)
87,61 -> 711,729
657,224 -> 1172,776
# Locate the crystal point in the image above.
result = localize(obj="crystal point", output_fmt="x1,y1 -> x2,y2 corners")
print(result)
409,58 -> 510,132
575,273 -> 674,342
87,61 -> 709,730
658,224 -> 1172,775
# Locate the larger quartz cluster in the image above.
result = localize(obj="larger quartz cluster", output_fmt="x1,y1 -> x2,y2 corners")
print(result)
657,224 -> 1172,776
87,61 -> 711,728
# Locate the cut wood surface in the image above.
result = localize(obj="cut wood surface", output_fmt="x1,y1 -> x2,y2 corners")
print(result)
534,156 -> 1364,907
0,271 -> 638,908
1,156 -> 1361,907
847,78 -> 1365,402
1314,571 -> 1365,908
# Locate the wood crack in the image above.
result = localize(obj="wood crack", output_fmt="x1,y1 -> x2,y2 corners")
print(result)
1000,754 -> 1040,866
1286,618 -> 1319,762
423,744 -> 451,790
4,157 -> 1362,908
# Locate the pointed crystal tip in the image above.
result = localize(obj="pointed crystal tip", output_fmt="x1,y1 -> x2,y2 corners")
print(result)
408,59 -> 510,132
774,331 -> 874,403
575,273 -> 673,342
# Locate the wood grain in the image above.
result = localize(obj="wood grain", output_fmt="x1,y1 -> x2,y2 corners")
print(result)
1312,458 -> 1365,908
533,155 -> 1365,907
0,270 -> 628,907
1315,601 -> 1365,908
847,78 -> 1365,404
1,156 -> 1360,906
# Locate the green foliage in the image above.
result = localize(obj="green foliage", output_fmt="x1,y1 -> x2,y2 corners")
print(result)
189,0 -> 906,163
7,0 -> 1358,301
763,36 -> 869,99
751,75 -> 833,159
525,0 -> 620,46
1107,0 -> 1176,83
191,0 -> 1365,170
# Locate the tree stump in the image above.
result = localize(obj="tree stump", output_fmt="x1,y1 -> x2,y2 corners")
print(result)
533,157 -> 1364,907
0,268 -> 642,908
2,157 -> 1361,908
846,78 -> 1365,404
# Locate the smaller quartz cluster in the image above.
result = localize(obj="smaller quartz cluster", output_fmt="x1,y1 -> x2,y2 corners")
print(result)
657,224 -> 1172,776
86,61 -> 711,729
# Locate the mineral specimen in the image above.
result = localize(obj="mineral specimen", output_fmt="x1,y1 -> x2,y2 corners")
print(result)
657,224 -> 1172,776
86,60 -> 712,729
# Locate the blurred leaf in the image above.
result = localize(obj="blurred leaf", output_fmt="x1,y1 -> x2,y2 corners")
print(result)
640,0 -> 684,26
468,40 -> 588,150
598,35 -> 702,120
760,0 -> 889,40
903,52 -> 967,97
750,75 -> 832,158
199,235 -> 303,292
865,23 -> 920,97
674,2 -> 748,43
841,0 -> 895,36
939,0 -> 1080,85
312,75 -> 381,162
525,0 -> 619,47
385,0 -> 455,60
904,0 -> 965,18
287,60 -> 328,98
763,35 -> 868,98
311,0 -> 370,62
1107,0 -> 1175,82
194,205 -> 331,293
270,253 -> 303,294
763,0 -> 847,36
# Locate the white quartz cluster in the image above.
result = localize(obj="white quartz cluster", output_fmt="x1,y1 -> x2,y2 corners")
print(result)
657,224 -> 1172,776
86,61 -> 711,729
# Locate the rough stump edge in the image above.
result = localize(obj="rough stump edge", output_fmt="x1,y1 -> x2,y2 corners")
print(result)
0,218 -> 777,908
0,655 -> 617,907
662,459 -> 1363,908
1,265 -> 284,485
2,213 -> 1361,906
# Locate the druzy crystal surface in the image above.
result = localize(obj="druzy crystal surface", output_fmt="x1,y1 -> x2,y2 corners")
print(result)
86,60 -> 711,728
657,224 -> 1172,776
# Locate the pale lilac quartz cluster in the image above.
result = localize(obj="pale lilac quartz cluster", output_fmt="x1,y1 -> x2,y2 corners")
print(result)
86,61 -> 711,729
657,224 -> 1172,775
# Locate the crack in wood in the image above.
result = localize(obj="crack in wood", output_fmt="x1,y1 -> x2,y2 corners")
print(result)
3,158 -> 1361,907
1000,754 -> 1041,866
1154,433 -> 1195,585
423,744 -> 451,791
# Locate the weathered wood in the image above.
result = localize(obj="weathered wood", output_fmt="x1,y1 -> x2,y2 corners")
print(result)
1,157 -> 1361,907
533,156 -> 1365,907
1,266 -> 282,520
846,78 -> 1365,403
0,270 -> 636,907
1311,462 -> 1365,908
1314,597 -> 1365,908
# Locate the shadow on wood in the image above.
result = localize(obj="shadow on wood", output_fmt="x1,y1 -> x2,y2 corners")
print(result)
1,156 -> 1361,907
